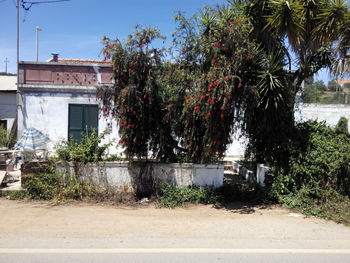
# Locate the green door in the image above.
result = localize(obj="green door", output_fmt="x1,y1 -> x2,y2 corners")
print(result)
68,104 -> 98,141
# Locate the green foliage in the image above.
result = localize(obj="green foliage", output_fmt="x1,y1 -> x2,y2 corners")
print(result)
269,121 -> 350,200
327,80 -> 342,92
21,168 -> 115,202
100,26 -> 177,162
24,172 -> 59,200
100,3 -> 293,164
281,187 -> 350,226
0,190 -> 28,200
0,127 -> 15,148
245,0 -> 349,84
302,79 -> 345,104
335,117 -> 349,135
56,131 -> 110,164
54,175 -> 97,201
243,49 -> 295,164
157,184 -> 221,208
177,6 -> 260,163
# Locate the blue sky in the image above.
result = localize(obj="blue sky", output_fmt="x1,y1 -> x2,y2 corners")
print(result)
0,0 -> 330,82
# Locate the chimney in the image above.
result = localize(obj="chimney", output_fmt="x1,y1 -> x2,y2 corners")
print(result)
51,53 -> 59,62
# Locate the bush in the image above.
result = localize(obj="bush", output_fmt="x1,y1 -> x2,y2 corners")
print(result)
54,175 -> 97,201
157,184 -> 221,208
56,130 -> 111,164
0,127 -> 15,148
24,172 -> 59,200
269,121 -> 350,200
0,190 -> 28,200
335,117 -> 349,135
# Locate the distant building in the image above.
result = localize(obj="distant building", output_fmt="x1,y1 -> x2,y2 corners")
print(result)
17,54 -> 121,153
336,79 -> 350,87
0,74 -> 17,132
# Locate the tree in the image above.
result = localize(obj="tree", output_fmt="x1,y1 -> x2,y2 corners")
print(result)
328,79 -> 342,92
99,3 -> 294,163
243,0 -> 350,88
100,1 -> 350,164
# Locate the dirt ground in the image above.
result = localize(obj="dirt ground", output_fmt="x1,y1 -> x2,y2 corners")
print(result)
1,198 -> 350,246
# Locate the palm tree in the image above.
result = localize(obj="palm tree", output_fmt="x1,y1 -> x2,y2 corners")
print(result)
244,0 -> 350,87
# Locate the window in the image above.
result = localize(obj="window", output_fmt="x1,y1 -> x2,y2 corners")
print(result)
68,104 -> 98,141
0,120 -> 7,130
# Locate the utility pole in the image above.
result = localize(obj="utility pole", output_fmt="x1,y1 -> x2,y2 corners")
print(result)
16,0 -> 22,139
16,0 -> 19,77
36,26 -> 42,62
4,58 -> 9,73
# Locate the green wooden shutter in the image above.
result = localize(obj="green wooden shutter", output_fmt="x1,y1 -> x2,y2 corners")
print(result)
68,104 -> 98,141
84,105 -> 99,136
68,104 -> 84,141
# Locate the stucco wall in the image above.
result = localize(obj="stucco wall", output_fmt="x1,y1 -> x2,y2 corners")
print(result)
225,103 -> 350,159
56,161 -> 224,195
0,75 -> 17,131
0,92 -> 16,131
21,89 -> 121,154
296,103 -> 350,131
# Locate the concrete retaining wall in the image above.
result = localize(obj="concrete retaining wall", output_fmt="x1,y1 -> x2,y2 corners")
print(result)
56,161 -> 224,196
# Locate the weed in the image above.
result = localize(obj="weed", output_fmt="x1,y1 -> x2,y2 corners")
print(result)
157,184 -> 221,208
23,173 -> 59,200
0,190 -> 28,200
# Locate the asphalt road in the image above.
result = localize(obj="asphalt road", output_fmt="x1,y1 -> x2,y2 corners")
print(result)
0,199 -> 349,262
1,250 -> 350,263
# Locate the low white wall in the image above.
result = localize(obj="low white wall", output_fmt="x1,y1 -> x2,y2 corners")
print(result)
56,161 -> 224,194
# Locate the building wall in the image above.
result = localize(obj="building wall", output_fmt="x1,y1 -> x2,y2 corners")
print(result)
18,61 -> 114,146
296,103 -> 350,131
0,75 -> 17,132
225,103 -> 350,159
0,92 -> 16,131
22,90 -> 121,154
20,63 -> 112,85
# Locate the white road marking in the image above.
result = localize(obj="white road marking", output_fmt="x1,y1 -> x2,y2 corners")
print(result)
0,248 -> 349,254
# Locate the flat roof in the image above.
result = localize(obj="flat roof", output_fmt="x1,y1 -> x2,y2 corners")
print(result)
0,75 -> 16,91
19,61 -> 112,68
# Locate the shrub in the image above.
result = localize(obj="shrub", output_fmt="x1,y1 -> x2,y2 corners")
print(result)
269,121 -> 350,201
24,172 -> 59,200
0,190 -> 28,200
56,130 -> 111,164
157,184 -> 221,208
335,117 -> 349,135
54,175 -> 97,201
0,127 -> 15,148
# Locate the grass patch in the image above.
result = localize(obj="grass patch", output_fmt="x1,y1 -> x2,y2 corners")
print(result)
0,190 -> 28,200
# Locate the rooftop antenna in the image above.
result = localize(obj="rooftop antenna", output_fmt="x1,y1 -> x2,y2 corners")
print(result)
4,58 -> 9,73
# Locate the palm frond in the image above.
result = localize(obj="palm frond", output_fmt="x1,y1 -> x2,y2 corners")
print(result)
313,0 -> 348,46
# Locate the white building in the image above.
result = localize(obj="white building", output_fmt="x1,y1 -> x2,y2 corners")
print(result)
0,75 -> 17,132
17,57 -> 350,159
18,58 -> 121,154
